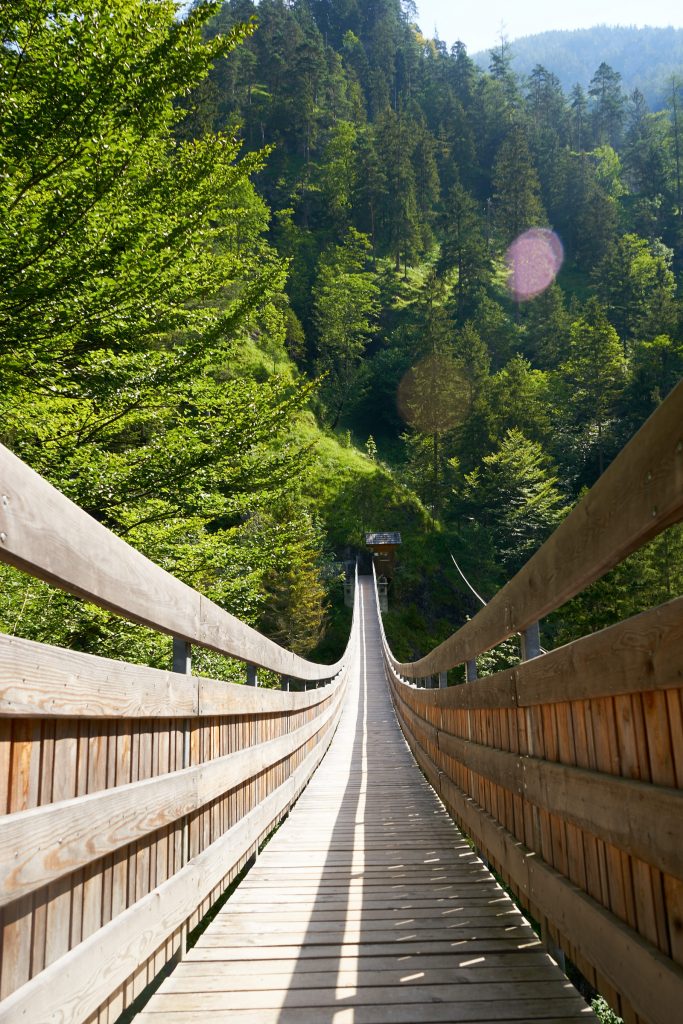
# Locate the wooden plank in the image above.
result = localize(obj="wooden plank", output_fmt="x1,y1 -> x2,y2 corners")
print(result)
0,699 -> 343,1024
389,379 -> 683,677
431,757 -> 683,1024
144,981 -> 584,1010
0,442 -> 355,681
0,690 -> 341,905
136,1009 -> 597,1024
163,964 -> 569,989
0,632 -> 345,720
138,579 -> 592,1024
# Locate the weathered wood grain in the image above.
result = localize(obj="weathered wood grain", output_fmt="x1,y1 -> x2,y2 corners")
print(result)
0,443 -> 346,681
0,632 -> 342,719
0,691 -> 342,905
138,579 -> 594,1024
0,699 -> 343,1024
399,713 -> 683,1024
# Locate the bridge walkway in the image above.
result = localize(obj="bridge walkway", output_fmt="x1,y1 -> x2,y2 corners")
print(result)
138,579 -> 595,1023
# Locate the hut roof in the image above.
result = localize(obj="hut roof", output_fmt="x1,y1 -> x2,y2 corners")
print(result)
365,532 -> 402,546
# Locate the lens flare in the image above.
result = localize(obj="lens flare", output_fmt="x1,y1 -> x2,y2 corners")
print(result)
506,228 -> 564,301
397,353 -> 470,434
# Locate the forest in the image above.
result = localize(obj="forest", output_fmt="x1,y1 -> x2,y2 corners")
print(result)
474,24 -> 683,108
1,0 -> 682,678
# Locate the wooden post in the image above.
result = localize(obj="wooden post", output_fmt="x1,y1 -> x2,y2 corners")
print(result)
246,663 -> 258,687
466,659 -> 478,682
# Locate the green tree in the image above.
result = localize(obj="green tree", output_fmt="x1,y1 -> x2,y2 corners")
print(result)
0,0 -> 329,656
492,124 -> 546,243
0,1 -> 260,373
353,127 -> 387,265
313,229 -> 379,425
589,62 -> 625,148
569,84 -> 589,150
594,233 -> 677,344
624,334 -> 683,429
526,65 -> 567,217
667,77 -> 683,235
555,299 -> 628,478
459,429 -> 567,581
624,92 -> 671,201
554,150 -> 618,270
486,355 -> 552,447
488,36 -> 519,109
374,107 -> 422,273
520,284 -> 572,369
438,178 -> 491,321
412,122 -> 441,250
317,119 -> 358,235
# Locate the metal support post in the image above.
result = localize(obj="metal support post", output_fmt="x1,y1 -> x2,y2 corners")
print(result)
466,659 -> 478,682
173,637 -> 192,675
521,621 -> 541,661
438,671 -> 448,689
172,637 -> 192,962
281,675 -> 290,691
246,662 -> 258,687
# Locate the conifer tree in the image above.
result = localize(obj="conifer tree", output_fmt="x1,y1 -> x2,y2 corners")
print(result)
589,62 -> 626,148
439,179 -> 490,321
556,299 -> 628,477
569,84 -> 589,150
374,108 -> 421,272
492,124 -> 546,243
313,229 -> 379,425
460,429 -> 567,580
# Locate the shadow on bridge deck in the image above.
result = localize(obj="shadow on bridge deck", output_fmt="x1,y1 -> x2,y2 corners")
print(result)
137,579 -> 596,1024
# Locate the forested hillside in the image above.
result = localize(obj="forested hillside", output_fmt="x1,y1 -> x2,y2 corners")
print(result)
473,25 -> 683,109
1,0 -> 682,673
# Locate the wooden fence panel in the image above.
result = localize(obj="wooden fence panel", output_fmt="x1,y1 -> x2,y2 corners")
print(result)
0,656 -> 354,1023
384,625 -> 683,1024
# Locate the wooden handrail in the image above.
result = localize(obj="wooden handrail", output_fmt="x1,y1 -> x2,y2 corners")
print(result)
0,632 -> 344,718
0,442 -> 347,681
372,378 -> 683,1024
0,681 -> 346,906
385,379 -> 683,677
0,578 -> 358,1023
0,447 -> 361,1023
0,723 -> 341,1024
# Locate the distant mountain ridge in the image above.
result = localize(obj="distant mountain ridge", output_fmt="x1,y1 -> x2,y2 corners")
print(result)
472,25 -> 683,108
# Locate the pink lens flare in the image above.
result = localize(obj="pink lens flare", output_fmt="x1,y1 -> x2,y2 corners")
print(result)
506,228 -> 564,301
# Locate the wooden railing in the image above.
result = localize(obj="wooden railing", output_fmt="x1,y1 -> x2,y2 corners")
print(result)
377,379 -> 683,1024
0,443 -> 359,1024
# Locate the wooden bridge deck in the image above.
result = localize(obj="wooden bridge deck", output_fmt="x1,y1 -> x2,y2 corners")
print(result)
138,579 -> 595,1024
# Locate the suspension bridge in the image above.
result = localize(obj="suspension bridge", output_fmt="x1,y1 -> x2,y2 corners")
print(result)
0,381 -> 682,1023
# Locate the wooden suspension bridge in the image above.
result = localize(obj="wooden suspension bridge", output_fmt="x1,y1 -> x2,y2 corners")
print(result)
0,380 -> 682,1024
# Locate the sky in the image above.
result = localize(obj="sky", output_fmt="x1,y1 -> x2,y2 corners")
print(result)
415,1 -> 683,54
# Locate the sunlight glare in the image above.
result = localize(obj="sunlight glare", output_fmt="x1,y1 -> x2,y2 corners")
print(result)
506,228 -> 564,301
